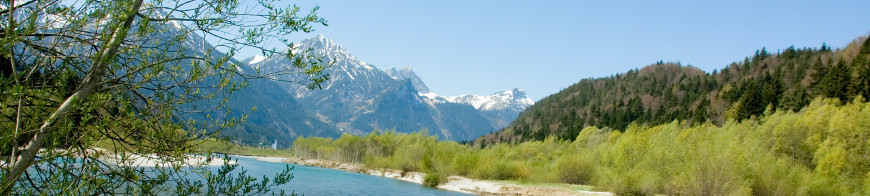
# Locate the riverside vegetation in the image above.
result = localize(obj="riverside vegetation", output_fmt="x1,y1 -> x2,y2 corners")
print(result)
292,97 -> 870,195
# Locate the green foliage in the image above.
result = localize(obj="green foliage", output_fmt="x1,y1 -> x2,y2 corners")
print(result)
294,98 -> 870,195
481,37 -> 870,144
1,0 -> 329,194
816,59 -> 852,102
423,171 -> 447,187
852,37 -> 870,99
484,161 -> 526,180
451,151 -> 481,176
554,155 -> 593,184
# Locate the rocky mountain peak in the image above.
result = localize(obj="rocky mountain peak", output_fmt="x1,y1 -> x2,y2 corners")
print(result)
497,88 -> 535,107
235,35 -> 533,141
387,66 -> 430,93
294,35 -> 374,70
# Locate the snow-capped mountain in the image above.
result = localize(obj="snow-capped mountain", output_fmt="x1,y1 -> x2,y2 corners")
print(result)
422,88 -> 534,111
419,88 -> 534,129
389,66 -> 534,114
252,35 -> 393,99
247,35 -> 535,140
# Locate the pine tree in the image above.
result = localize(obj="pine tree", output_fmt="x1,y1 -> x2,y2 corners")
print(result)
850,38 -> 870,99
818,59 -> 851,102
760,74 -> 782,110
810,56 -> 829,96
738,79 -> 765,119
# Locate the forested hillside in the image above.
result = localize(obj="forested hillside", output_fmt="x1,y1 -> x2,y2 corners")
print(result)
478,36 -> 870,144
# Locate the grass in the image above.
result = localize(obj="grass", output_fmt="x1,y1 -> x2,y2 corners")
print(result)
491,180 -> 596,192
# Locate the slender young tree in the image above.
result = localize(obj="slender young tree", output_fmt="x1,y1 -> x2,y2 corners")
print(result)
1,0 -> 329,194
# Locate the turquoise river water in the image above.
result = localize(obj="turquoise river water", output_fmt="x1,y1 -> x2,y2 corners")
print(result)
228,156 -> 470,195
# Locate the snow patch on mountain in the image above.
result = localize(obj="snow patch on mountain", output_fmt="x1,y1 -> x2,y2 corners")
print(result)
384,66 -> 533,111
434,88 -> 534,111
293,34 -> 381,86
246,34 -> 389,93
419,92 -> 441,100
247,55 -> 267,64
388,66 -> 533,111
294,34 -> 375,70
419,88 -> 534,111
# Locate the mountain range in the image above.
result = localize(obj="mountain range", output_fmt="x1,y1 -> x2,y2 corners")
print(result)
20,5 -> 535,146
227,35 -> 533,145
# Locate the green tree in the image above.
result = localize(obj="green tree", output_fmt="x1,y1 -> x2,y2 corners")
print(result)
817,59 -> 851,102
1,0 -> 328,194
810,56 -> 828,92
737,79 -> 764,119
850,38 -> 870,99
760,73 -> 783,110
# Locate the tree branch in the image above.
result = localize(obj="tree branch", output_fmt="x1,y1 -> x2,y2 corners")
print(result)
0,0 -> 145,192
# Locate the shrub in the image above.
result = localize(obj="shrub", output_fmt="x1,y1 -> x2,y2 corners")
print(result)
423,171 -> 447,187
555,154 -> 594,184
488,161 -> 523,180
451,151 -> 480,176
394,143 -> 425,172
802,174 -> 849,196
864,172 -> 870,195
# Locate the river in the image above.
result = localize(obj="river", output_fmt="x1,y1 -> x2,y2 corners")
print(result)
227,156 -> 470,195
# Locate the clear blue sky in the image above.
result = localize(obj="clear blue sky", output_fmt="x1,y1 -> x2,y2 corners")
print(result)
235,1 -> 870,101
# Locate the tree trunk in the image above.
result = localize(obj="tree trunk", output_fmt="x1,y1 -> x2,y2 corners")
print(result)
0,0 -> 144,192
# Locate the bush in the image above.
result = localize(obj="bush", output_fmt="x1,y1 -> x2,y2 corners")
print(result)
451,151 -> 480,176
423,171 -> 447,187
864,172 -> 870,195
555,155 -> 593,184
488,161 -> 523,180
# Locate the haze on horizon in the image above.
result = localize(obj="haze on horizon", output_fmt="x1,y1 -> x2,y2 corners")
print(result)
227,1 -> 870,101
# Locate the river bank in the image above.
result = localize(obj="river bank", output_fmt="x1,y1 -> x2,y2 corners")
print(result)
101,152 -> 234,167
236,155 -> 612,196
87,148 -> 235,167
